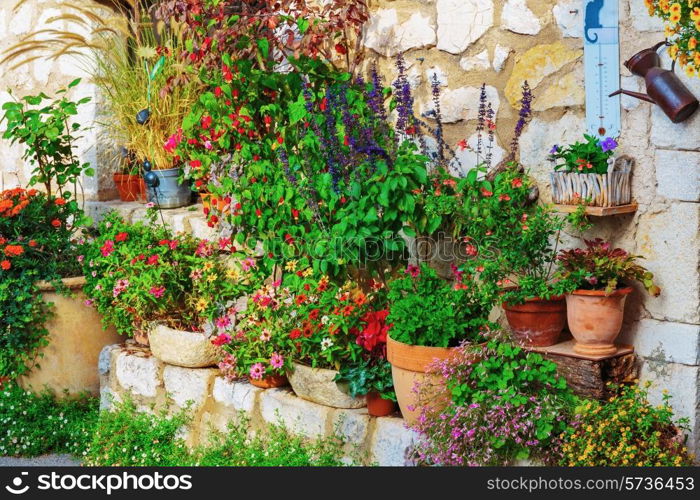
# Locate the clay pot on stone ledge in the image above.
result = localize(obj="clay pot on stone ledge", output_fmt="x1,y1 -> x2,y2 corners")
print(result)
113,173 -> 146,202
566,287 -> 633,356
249,374 -> 289,389
503,296 -> 567,347
366,391 -> 396,417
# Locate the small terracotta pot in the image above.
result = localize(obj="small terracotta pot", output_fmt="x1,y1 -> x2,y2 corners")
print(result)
249,374 -> 289,389
387,336 -> 479,425
366,391 -> 396,417
503,296 -> 566,347
566,287 -> 633,356
113,173 -> 145,202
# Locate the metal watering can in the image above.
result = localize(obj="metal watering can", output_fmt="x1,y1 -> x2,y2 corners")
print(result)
610,41 -> 699,123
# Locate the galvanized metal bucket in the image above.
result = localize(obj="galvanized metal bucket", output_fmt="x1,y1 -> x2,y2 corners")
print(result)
144,167 -> 192,209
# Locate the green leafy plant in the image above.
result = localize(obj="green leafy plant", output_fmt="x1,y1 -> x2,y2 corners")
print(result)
336,357 -> 395,401
0,382 -> 98,458
386,264 -> 492,348
556,238 -> 661,296
1,80 -> 93,198
559,382 -> 694,466
412,339 -> 575,466
548,135 -> 617,175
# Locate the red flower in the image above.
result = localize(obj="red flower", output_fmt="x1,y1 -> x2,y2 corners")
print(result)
190,159 -> 202,169
342,305 -> 355,317
291,208 -> 299,219
480,187 -> 493,197
214,86 -> 223,98
54,197 -> 66,206
498,194 -> 511,202
295,294 -> 307,305
146,254 -> 159,265
511,177 -> 523,188
289,328 -> 302,340
100,240 -> 115,257
201,115 -> 213,130
1,260 -> 10,270
4,245 -> 24,257
28,240 -> 37,247
255,208 -> 262,217
334,43 -> 347,55
457,139 -> 468,151
308,309 -> 320,321
115,232 -> 128,242
319,97 -> 328,111
51,219 -> 61,228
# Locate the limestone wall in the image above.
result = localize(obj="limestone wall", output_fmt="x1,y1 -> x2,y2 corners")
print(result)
363,0 -> 699,455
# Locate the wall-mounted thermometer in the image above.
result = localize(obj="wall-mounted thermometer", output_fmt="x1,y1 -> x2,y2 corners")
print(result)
584,0 -> 621,138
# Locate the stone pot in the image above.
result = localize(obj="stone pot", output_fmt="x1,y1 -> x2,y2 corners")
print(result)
503,296 -> 566,347
148,323 -> 219,368
249,374 -> 289,389
386,335 -> 458,425
287,362 -> 366,409
367,391 -> 396,417
20,276 -> 122,397
566,287 -> 633,356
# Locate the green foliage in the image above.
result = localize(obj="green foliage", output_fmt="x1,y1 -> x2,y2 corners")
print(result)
548,134 -> 616,175
0,382 -> 98,458
336,357 -> 395,401
386,264 -> 491,347
559,383 -> 694,466
0,273 -> 51,378
556,238 -> 661,295
1,81 -> 93,198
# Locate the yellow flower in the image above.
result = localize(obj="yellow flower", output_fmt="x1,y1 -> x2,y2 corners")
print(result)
226,267 -> 241,280
659,0 -> 670,13
195,297 -> 209,312
692,7 -> 700,21
670,44 -> 680,60
203,261 -> 214,271
686,64 -> 697,77
303,268 -> 314,277
285,260 -> 298,272
206,273 -> 218,283
694,52 -> 700,65
689,37 -> 698,50
670,2 -> 682,14
670,12 -> 681,23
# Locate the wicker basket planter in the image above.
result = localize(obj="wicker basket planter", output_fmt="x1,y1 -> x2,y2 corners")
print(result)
550,171 -> 632,207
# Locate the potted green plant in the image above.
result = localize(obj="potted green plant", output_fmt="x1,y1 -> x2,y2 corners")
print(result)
556,238 -> 661,356
548,135 -> 631,207
0,83 -> 121,395
113,148 -> 145,203
385,264 -> 492,424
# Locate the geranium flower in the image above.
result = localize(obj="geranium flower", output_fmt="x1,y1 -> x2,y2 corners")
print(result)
270,352 -> 284,370
115,232 -> 128,242
405,264 -> 420,278
51,219 -> 61,227
100,240 -> 115,257
4,245 -> 23,257
249,363 -> 265,380
511,177 -> 523,188
146,254 -> 159,265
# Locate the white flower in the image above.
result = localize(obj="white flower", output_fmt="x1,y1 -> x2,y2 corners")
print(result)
320,337 -> 333,351
321,315 -> 330,325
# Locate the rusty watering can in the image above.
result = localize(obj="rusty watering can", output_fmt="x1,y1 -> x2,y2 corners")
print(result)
610,41 -> 699,123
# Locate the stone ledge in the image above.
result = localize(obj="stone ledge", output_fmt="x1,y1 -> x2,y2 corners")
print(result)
101,346 -> 417,465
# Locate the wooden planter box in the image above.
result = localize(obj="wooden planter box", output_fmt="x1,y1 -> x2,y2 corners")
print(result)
550,171 -> 632,207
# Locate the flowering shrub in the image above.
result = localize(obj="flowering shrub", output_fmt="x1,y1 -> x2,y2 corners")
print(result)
386,264 -> 492,348
412,340 -> 574,465
548,135 -> 617,174
646,0 -> 700,77
81,210 -> 265,337
559,383 -> 694,466
556,238 -> 661,296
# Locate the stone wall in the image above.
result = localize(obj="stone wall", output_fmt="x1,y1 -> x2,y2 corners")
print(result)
0,0 -> 116,200
99,344 -> 418,466
363,0 -> 700,456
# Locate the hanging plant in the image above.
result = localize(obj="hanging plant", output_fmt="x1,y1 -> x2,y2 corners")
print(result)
646,0 -> 700,77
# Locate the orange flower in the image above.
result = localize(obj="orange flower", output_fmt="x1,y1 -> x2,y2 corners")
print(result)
28,240 -> 37,247
51,219 -> 61,228
4,245 -> 24,257
27,189 -> 38,196
54,197 -> 66,206
1,260 -> 10,270
354,292 -> 367,306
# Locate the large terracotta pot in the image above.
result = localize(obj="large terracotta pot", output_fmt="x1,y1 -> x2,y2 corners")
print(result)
287,362 -> 365,409
503,296 -> 566,347
113,173 -> 145,202
387,336 -> 471,425
20,277 -> 122,397
249,374 -> 289,389
566,287 -> 633,356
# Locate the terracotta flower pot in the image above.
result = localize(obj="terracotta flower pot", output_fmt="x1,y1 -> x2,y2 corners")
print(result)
566,287 -> 633,356
113,173 -> 145,202
503,296 -> 566,347
387,336 -> 479,425
366,391 -> 396,417
249,374 -> 289,389
20,277 -> 122,397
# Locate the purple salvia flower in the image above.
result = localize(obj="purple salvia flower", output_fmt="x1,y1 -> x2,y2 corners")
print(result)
430,73 -> 445,164
510,80 -> 533,160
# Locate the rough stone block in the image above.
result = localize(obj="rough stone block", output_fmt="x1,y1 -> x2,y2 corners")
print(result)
639,361 -> 700,457
655,150 -> 700,202
212,378 -> 261,414
363,9 -> 436,56
553,0 -> 582,38
330,408 -> 371,446
436,0 -> 494,54
98,344 -> 121,375
189,216 -> 219,241
637,203 -> 700,324
115,352 -> 163,398
99,386 -> 121,412
369,416 -> 418,466
163,365 -> 218,410
620,319 -> 700,366
501,0 -> 541,35
259,388 -> 329,438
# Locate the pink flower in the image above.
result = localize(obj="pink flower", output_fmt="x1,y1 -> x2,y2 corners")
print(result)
84,299 -> 93,307
259,329 -> 271,342
212,333 -> 232,346
100,240 -> 115,257
163,128 -> 183,154
149,286 -> 165,298
218,237 -> 232,251
215,316 -> 231,330
249,362 -> 265,380
145,202 -> 155,208
270,352 -> 284,370
77,255 -> 84,263
146,254 -> 159,265
241,257 -> 256,271
271,279 -> 282,288
405,264 -> 420,278
112,279 -> 129,297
